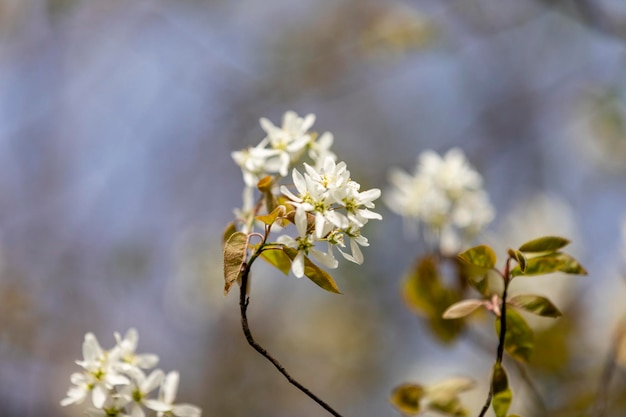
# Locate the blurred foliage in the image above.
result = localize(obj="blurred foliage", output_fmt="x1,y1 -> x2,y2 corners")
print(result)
402,255 -> 467,344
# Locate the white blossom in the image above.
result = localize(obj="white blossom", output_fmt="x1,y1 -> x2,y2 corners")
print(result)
386,148 -> 493,254
144,372 -> 202,417
231,111 -> 382,277
61,329 -> 201,417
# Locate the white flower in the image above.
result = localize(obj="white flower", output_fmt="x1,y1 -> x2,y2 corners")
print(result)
308,131 -> 337,169
258,111 -> 315,176
66,333 -> 130,408
418,148 -> 482,198
144,372 -> 202,417
118,368 -> 165,417
231,145 -> 277,187
386,148 -> 493,253
337,181 -> 382,228
85,396 -> 132,417
277,207 -> 338,277
114,328 -> 159,371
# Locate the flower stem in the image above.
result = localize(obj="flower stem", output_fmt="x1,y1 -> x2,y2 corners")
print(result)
238,253 -> 344,417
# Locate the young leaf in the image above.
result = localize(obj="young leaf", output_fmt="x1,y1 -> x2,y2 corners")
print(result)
510,252 -> 587,277
255,205 -> 287,226
223,232 -> 249,295
426,377 -> 475,396
402,256 -> 465,343
510,254 -> 567,278
557,253 -> 588,275
390,383 -> 424,415
257,175 -> 274,192
518,236 -> 570,253
283,248 -> 341,294
458,245 -> 496,270
507,249 -> 527,273
260,248 -> 292,275
426,395 -> 467,417
508,295 -> 562,318
442,299 -> 484,319
495,308 -> 534,362
491,363 -> 512,417
222,222 -> 237,244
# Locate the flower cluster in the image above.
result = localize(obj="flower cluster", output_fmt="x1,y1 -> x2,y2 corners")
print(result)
231,111 -> 335,187
385,148 -> 494,254
230,110 -> 382,278
279,156 -> 382,277
61,329 -> 201,417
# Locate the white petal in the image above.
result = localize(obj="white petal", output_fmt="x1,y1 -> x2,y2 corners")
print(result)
142,369 -> 165,393
315,213 -> 326,239
83,333 -> 103,362
301,113 -> 316,131
310,248 -> 339,269
292,252 -> 305,278
350,239 -> 364,264
295,207 -> 308,237
172,404 -> 202,417
292,169 -> 307,195
144,399 -> 171,412
162,372 -> 180,405
92,384 -> 108,408
280,185 -> 301,202
136,353 -> 159,369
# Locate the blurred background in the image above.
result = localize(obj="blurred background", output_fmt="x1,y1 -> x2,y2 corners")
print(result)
2,0 -> 626,416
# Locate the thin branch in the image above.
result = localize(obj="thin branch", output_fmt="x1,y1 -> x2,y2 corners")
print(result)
478,257 -> 512,417
238,258 -> 344,417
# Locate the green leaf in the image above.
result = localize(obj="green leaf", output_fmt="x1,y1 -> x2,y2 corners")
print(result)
401,256 -> 465,343
518,236 -> 570,253
260,248 -> 292,275
223,232 -> 249,295
442,299 -> 484,319
510,254 -> 566,277
491,363 -> 512,417
508,295 -> 562,318
427,396 -> 467,417
458,245 -> 496,270
510,252 -> 587,277
557,253 -> 588,275
507,249 -> 527,273
283,248 -> 341,294
390,383 -> 424,415
495,308 -> 534,362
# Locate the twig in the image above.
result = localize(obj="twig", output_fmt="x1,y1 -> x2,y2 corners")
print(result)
238,258 -> 344,417
477,258 -> 511,417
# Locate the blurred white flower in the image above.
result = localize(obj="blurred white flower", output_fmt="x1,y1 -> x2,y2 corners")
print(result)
144,371 -> 202,417
386,148 -> 493,254
61,329 -> 201,417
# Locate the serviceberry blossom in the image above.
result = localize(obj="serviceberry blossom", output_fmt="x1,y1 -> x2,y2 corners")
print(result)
61,329 -> 201,417
386,148 -> 494,254
144,372 -> 202,417
231,110 -> 334,187
230,110 -> 382,279
279,155 -> 382,276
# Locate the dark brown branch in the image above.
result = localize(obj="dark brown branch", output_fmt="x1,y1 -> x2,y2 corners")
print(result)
238,260 -> 344,417
478,258 -> 512,417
